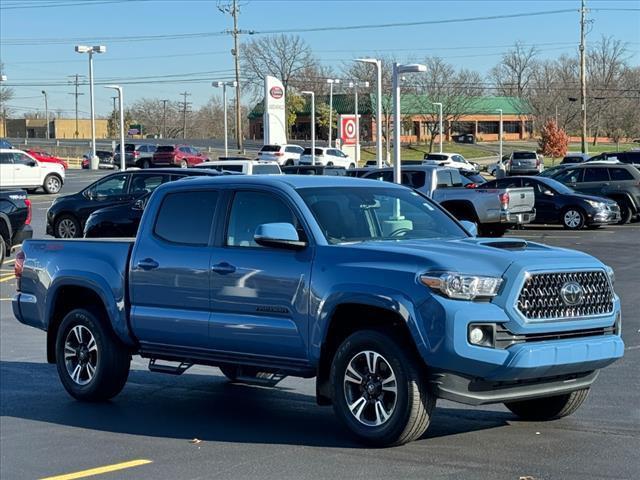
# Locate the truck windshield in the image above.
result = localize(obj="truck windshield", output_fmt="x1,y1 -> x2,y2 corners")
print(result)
298,186 -> 467,244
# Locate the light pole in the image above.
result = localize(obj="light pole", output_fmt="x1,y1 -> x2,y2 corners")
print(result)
75,45 -> 106,170
392,63 -> 426,184
348,81 -> 369,167
0,75 -> 6,138
213,81 -> 237,157
356,58 -> 382,167
302,91 -> 315,165
41,90 -> 49,140
432,102 -> 443,153
105,85 -> 125,171
496,108 -> 503,164
326,79 -> 340,147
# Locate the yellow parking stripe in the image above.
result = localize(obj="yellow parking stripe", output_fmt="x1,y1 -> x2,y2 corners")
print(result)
0,275 -> 16,283
39,459 -> 152,480
3,258 -> 16,264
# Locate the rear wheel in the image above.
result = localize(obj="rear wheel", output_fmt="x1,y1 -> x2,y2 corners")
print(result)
0,235 -> 6,267
180,159 -> 188,169
43,174 -> 62,194
55,308 -> 130,401
330,330 -> 435,447
142,160 -> 151,169
504,389 -> 590,421
54,214 -> 81,238
562,207 -> 585,230
616,199 -> 632,225
285,159 -> 294,166
349,163 -> 356,169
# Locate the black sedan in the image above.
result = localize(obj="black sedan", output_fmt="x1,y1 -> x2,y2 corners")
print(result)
481,176 -> 620,229
83,193 -> 148,238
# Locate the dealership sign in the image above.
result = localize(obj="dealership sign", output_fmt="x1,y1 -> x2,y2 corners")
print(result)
338,115 -> 358,145
263,76 -> 287,145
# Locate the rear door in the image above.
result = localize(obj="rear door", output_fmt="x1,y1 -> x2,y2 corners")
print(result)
12,152 -> 41,187
579,167 -> 610,196
0,152 -> 15,186
129,188 -> 220,349
522,178 -> 555,222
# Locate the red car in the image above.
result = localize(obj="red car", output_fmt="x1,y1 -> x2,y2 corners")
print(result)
150,145 -> 209,168
25,149 -> 68,169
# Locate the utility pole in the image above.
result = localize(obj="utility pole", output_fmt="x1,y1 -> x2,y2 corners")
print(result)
580,0 -> 588,154
179,91 -> 191,140
67,74 -> 85,139
161,99 -> 168,139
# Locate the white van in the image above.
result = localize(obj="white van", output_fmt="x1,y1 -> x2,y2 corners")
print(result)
0,149 -> 65,194
195,160 -> 281,175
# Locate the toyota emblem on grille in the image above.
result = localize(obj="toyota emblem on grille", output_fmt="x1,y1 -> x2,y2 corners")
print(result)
560,281 -> 584,306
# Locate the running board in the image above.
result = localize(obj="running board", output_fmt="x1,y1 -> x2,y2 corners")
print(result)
235,368 -> 287,387
148,358 -> 192,375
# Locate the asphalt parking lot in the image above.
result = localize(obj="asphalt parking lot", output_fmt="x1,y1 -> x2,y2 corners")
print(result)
1,170 -> 639,480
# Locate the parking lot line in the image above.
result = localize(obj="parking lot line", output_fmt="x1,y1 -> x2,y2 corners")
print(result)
4,258 -> 16,264
0,274 -> 16,283
39,459 -> 152,480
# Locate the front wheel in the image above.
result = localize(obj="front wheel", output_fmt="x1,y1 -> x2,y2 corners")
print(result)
180,160 -> 188,168
43,174 -> 62,194
54,214 -> 81,238
330,330 -> 435,447
55,308 -> 130,401
562,207 -> 585,230
349,163 -> 356,169
504,389 -> 590,420
616,199 -> 632,225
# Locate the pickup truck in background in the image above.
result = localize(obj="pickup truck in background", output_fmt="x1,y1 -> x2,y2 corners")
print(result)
13,176 -> 623,446
0,189 -> 32,266
362,166 -> 536,236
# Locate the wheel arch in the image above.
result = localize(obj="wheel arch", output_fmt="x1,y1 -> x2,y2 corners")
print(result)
0,213 -> 12,243
606,192 -> 637,212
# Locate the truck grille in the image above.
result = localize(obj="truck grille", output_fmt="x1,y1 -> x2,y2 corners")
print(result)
516,271 -> 613,320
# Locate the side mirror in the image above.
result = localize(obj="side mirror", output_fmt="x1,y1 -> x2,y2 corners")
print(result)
459,220 -> 478,237
133,199 -> 146,210
28,161 -> 37,167
543,189 -> 554,196
254,223 -> 307,250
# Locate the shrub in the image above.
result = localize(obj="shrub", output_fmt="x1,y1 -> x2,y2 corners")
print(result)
538,119 -> 569,158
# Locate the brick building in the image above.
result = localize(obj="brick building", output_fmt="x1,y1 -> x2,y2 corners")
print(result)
3,118 -> 109,139
248,94 -> 533,143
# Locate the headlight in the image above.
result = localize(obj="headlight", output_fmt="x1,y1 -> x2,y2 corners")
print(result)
585,199 -> 605,209
420,272 -> 503,300
604,265 -> 615,285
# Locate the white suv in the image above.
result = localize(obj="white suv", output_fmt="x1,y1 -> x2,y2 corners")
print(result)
299,147 -> 355,168
195,160 -> 282,175
422,152 -> 477,172
0,149 -> 65,194
257,144 -> 305,166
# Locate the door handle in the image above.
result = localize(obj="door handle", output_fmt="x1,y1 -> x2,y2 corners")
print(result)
211,262 -> 236,274
136,258 -> 159,270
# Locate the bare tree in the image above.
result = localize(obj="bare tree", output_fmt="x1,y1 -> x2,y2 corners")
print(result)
0,62 -> 13,131
490,41 -> 539,97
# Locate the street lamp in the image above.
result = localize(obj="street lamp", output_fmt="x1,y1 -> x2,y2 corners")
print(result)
496,108 -> 503,164
0,75 -> 6,82
326,79 -> 340,147
392,63 -> 426,184
213,80 -> 237,157
301,91 -> 315,165
41,90 -> 49,140
75,45 -> 106,170
348,81 -> 369,167
104,85 -> 125,171
356,58 -> 383,167
432,102 -> 443,154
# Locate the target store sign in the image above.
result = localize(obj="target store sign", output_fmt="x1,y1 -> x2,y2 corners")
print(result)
339,115 -> 358,145
270,86 -> 284,99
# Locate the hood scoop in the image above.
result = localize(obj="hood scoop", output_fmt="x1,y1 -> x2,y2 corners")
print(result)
480,239 -> 529,251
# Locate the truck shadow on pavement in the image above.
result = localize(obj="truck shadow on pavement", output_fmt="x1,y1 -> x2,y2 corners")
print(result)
1,361 -> 513,447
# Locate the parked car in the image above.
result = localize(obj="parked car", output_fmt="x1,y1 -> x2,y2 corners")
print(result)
538,164 -> 570,178
47,169 -> 209,238
0,139 -> 14,149
362,165 -> 535,236
452,133 -> 475,144
83,169 -> 225,238
299,147 -> 355,168
150,145 -> 210,168
282,165 -> 346,176
0,149 -> 65,194
546,163 -> 640,224
460,170 -> 487,189
81,150 -> 115,169
561,153 -> 591,164
422,152 -> 477,172
258,144 -> 305,166
345,167 -> 373,178
25,149 -> 68,169
14,175 -> 623,447
0,189 -> 32,266
588,151 -> 640,167
196,160 -> 280,175
114,143 -> 157,168
482,176 -> 620,229
364,160 -> 391,167
506,151 -> 543,175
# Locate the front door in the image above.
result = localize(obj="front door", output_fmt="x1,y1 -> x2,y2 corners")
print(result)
12,152 -> 41,187
129,189 -> 220,349
523,179 -> 555,223
208,189 -> 312,360
0,152 -> 15,186
78,173 -> 132,225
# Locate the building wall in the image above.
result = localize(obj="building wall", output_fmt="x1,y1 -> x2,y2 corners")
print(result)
53,119 -> 109,139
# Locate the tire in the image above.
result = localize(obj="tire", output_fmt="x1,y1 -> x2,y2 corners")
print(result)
55,308 -> 130,402
180,160 -> 188,169
285,159 -> 294,166
616,199 -> 633,225
54,214 -> 81,238
0,235 -> 5,267
26,188 -> 38,194
504,388 -> 590,421
327,161 -> 334,167
142,160 -> 151,169
330,329 -> 435,447
349,163 -> 356,169
43,174 -> 62,194
562,207 -> 585,230
219,365 -> 242,381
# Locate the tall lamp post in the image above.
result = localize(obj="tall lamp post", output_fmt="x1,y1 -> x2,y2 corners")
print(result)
348,80 -> 369,167
356,58 -> 382,167
326,78 -> 340,147
213,80 -> 237,157
392,63 -> 426,184
41,90 -> 49,140
0,75 -> 6,138
301,91 -> 315,165
496,108 -> 503,164
432,102 -> 443,153
75,45 -> 106,170
104,85 -> 125,171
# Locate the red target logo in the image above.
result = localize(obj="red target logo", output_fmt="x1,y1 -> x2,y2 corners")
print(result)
340,115 -> 357,145
270,86 -> 283,99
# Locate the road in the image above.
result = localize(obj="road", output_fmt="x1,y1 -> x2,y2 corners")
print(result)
1,171 -> 638,480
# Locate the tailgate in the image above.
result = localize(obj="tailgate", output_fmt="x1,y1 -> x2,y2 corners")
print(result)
506,187 -> 535,213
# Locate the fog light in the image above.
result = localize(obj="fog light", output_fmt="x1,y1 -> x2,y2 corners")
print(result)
469,327 -> 485,345
468,323 -> 495,347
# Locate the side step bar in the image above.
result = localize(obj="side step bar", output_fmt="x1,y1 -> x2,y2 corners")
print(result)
148,358 -> 192,375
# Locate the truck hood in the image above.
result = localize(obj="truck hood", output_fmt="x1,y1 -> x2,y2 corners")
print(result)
342,237 -> 598,277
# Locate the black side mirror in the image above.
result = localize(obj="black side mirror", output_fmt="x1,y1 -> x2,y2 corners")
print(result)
133,199 -> 145,210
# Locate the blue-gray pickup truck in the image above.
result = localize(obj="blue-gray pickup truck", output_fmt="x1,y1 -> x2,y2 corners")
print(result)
13,175 -> 624,446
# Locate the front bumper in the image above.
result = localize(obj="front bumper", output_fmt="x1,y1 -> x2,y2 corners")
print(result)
587,206 -> 621,225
